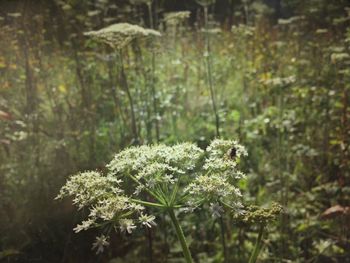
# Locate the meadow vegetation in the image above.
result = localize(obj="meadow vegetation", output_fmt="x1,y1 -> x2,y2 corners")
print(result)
0,0 -> 349,262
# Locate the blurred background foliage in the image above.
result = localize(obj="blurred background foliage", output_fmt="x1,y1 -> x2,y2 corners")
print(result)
0,0 -> 350,262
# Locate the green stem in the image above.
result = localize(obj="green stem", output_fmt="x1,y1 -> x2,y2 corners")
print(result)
147,1 -> 160,142
118,50 -> 139,144
219,216 -> 227,263
168,209 -> 193,263
204,6 -> 220,137
248,224 -> 265,263
128,174 -> 160,201
131,199 -> 165,208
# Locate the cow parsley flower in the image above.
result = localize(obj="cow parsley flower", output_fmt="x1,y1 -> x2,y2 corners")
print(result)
184,139 -> 247,212
107,142 -> 204,198
164,11 -> 191,26
55,171 -> 123,209
57,139 -> 248,255
84,23 -> 161,49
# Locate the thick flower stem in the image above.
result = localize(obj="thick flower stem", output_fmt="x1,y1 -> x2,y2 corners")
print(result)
168,209 -> 193,263
248,224 -> 265,263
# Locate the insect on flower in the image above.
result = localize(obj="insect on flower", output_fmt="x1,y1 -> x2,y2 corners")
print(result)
228,147 -> 237,160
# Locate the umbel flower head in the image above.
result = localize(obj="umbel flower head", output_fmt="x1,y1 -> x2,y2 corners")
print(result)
57,139 -> 248,254
84,23 -> 161,49
164,11 -> 191,26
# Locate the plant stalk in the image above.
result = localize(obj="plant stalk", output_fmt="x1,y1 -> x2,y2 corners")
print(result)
204,6 -> 220,137
248,224 -> 265,263
147,1 -> 160,142
118,50 -> 139,144
168,209 -> 193,263
219,216 -> 227,263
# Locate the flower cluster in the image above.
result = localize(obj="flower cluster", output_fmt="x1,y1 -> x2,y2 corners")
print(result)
57,139 -> 248,253
55,171 -> 155,254
235,202 -> 283,225
184,139 -> 248,213
164,11 -> 191,26
107,142 -> 204,188
55,171 -> 123,209
84,23 -> 161,49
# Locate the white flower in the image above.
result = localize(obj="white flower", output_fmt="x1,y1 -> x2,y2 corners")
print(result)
73,219 -> 94,233
164,11 -> 191,26
134,185 -> 145,195
92,235 -> 109,254
84,23 -> 161,49
139,213 -> 157,228
55,171 -> 123,210
129,202 -> 145,211
147,178 -> 157,188
119,219 -> 136,234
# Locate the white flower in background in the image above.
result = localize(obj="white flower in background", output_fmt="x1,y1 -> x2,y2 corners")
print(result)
164,11 -> 191,26
84,23 -> 161,49
92,235 -> 109,254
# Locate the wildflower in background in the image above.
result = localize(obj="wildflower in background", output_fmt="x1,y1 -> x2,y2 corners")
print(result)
84,23 -> 161,49
164,11 -> 190,26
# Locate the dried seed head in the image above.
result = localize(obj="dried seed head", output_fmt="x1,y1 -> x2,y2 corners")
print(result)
235,202 -> 283,225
